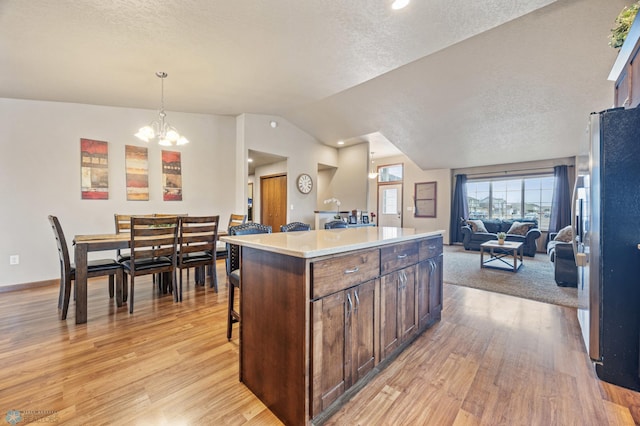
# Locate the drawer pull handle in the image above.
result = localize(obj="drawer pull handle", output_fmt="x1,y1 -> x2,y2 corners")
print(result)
344,267 -> 359,274
397,254 -> 408,259
428,246 -> 436,250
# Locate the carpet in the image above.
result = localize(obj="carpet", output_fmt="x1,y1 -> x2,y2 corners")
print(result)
443,244 -> 578,308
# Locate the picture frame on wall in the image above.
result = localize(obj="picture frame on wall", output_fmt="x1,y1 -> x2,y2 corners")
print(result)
414,181 -> 437,218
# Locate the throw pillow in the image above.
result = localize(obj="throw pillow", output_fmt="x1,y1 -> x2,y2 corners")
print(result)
467,219 -> 488,233
507,221 -> 534,236
554,225 -> 573,242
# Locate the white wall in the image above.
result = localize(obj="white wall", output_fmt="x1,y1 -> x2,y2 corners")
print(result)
0,101 -> 426,288
367,154 -> 451,242
316,167 -> 337,210
239,113 -> 338,228
328,143 -> 369,212
0,98 -> 236,287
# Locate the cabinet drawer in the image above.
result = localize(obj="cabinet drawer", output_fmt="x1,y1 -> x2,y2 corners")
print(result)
380,241 -> 419,275
311,249 -> 379,299
419,236 -> 443,260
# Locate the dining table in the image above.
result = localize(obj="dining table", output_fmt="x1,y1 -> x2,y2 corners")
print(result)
73,233 -> 131,324
72,230 -> 228,324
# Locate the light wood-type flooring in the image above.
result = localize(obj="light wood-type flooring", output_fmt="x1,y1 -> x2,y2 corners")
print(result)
1,261 -> 639,425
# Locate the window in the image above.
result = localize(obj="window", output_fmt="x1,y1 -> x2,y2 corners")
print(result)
466,175 -> 554,230
382,187 -> 398,214
378,164 -> 403,182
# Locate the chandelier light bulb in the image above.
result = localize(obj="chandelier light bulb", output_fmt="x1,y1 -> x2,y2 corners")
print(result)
391,0 -> 410,10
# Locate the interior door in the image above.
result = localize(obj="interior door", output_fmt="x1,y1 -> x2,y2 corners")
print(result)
378,183 -> 402,227
260,174 -> 287,232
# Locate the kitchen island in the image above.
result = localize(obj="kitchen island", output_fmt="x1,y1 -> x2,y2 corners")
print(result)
221,227 -> 444,425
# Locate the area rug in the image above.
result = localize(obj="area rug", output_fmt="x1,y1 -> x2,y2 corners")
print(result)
443,244 -> 578,308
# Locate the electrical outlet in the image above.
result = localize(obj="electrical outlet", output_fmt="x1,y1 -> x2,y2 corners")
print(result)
9,255 -> 19,265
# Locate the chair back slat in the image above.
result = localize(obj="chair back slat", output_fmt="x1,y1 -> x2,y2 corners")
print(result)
133,226 -> 179,237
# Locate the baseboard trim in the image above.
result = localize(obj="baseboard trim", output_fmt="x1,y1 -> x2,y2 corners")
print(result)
0,279 -> 57,293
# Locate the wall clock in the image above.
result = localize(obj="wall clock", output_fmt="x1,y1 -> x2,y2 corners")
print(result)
297,173 -> 313,194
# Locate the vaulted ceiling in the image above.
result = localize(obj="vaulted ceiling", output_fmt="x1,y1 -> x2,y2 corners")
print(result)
0,0 -> 630,168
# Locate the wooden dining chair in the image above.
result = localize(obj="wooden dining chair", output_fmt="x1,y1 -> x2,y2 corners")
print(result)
114,214 -> 133,262
215,213 -> 247,261
48,215 -> 124,320
121,216 -> 179,314
176,215 -> 220,299
280,222 -> 311,232
226,222 -> 272,340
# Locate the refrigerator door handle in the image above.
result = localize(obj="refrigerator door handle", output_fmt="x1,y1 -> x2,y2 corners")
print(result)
571,177 -> 580,263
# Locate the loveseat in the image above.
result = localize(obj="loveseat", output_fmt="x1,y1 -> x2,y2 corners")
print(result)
461,218 -> 541,257
547,228 -> 577,287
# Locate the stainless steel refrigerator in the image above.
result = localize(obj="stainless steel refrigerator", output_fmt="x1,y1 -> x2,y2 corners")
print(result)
576,107 -> 640,391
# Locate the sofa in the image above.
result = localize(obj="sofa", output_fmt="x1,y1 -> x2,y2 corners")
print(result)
461,218 -> 541,257
547,228 -> 578,287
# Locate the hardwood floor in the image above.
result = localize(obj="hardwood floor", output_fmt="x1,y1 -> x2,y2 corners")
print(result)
1,261 -> 639,425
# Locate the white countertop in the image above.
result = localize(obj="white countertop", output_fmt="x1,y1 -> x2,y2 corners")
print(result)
220,227 -> 444,258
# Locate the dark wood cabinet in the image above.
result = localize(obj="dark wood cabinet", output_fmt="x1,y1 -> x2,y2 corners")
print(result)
417,254 -> 443,330
379,241 -> 419,362
418,236 -> 444,330
311,279 -> 375,417
380,266 -> 418,360
237,232 -> 444,425
611,15 -> 640,109
348,280 -> 376,385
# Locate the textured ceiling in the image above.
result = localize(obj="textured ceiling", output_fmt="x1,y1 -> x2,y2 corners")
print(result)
0,0 -> 630,168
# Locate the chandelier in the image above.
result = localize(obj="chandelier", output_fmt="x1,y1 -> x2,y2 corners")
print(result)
368,152 -> 379,179
135,72 -> 189,146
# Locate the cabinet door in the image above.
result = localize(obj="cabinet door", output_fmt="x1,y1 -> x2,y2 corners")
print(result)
311,291 -> 346,417
348,280 -> 375,385
380,266 -> 418,361
429,254 -> 443,319
398,265 -> 417,342
417,259 -> 432,330
380,271 -> 400,360
418,255 -> 443,329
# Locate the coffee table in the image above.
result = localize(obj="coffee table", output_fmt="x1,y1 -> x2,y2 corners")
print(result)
480,240 -> 524,272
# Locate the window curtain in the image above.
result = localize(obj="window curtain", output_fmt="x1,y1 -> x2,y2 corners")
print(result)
548,165 -> 571,237
449,174 -> 469,244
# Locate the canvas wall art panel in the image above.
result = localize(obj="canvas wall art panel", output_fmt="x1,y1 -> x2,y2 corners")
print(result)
125,145 -> 149,201
80,138 -> 109,200
162,150 -> 182,201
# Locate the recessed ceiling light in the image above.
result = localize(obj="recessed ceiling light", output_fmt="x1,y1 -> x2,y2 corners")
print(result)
270,120 -> 278,128
248,158 -> 253,163
391,0 -> 410,10
337,140 -> 344,145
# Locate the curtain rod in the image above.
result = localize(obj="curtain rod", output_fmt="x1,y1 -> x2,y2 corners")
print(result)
458,164 -> 573,178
